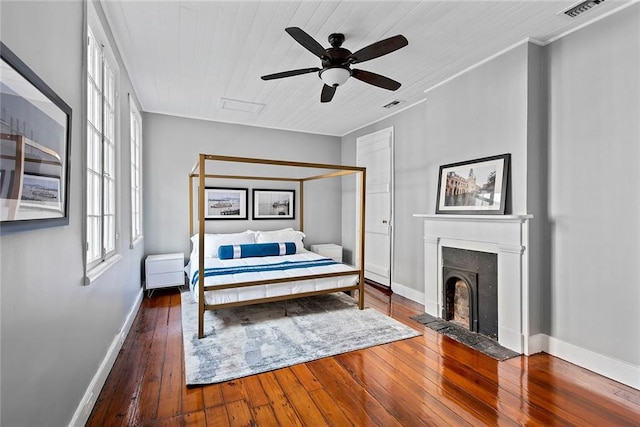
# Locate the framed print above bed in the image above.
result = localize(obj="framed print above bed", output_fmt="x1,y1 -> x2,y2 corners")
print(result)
204,187 -> 248,220
252,189 -> 295,219
0,42 -> 72,234
435,154 -> 510,215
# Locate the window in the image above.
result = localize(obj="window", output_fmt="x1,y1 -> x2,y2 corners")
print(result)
129,95 -> 143,246
86,21 -> 119,271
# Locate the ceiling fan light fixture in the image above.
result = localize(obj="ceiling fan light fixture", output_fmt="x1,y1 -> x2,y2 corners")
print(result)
319,67 -> 351,87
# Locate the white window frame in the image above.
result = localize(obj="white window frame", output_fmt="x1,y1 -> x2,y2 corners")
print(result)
129,94 -> 143,248
85,3 -> 121,283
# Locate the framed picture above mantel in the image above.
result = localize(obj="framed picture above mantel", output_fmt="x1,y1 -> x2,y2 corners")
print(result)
435,154 -> 510,215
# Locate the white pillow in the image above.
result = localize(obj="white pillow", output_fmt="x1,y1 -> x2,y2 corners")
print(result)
191,231 -> 256,258
255,228 -> 305,252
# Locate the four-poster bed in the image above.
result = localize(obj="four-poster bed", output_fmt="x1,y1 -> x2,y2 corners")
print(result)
188,154 -> 366,338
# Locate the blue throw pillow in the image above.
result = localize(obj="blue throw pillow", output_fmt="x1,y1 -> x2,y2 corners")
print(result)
218,242 -> 297,260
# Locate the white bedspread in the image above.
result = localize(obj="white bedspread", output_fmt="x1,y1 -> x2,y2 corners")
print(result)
186,250 -> 359,306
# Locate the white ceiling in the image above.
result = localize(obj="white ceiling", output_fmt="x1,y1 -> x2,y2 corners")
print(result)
101,0 -> 633,137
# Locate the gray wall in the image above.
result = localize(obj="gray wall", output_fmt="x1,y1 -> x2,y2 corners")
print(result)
342,4 -> 640,376
144,113 -> 344,258
526,43 -> 551,336
1,1 -> 144,426
547,6 -> 640,365
342,43 -> 532,295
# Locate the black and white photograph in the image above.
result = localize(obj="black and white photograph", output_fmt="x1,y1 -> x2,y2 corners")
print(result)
436,154 -> 510,215
252,189 -> 294,219
19,173 -> 61,211
204,187 -> 248,220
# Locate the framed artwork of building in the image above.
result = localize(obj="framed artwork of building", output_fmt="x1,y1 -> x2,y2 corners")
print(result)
435,154 -> 510,215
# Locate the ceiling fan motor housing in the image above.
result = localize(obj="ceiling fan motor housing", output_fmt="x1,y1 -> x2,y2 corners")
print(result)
320,35 -> 353,87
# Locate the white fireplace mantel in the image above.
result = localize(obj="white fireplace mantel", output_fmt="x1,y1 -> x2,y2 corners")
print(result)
413,213 -> 533,354
413,214 -> 532,222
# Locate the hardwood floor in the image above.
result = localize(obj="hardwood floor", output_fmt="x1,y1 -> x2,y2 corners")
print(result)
87,285 -> 640,426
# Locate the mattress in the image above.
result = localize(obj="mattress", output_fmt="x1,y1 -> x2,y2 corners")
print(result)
186,250 -> 359,306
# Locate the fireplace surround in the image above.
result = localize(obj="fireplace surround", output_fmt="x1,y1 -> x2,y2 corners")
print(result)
414,214 -> 532,354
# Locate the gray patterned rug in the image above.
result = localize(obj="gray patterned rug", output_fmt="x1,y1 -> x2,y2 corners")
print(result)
181,292 -> 421,385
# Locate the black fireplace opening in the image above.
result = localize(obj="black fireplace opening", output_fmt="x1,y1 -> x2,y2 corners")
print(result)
442,247 -> 498,340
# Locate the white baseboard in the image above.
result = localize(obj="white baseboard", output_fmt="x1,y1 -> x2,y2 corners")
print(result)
391,281 -> 424,306
528,333 -> 546,355
534,334 -> 640,390
498,326 -> 524,355
69,288 -> 144,427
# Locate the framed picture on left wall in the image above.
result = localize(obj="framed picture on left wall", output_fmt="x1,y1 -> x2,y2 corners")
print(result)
204,187 -> 248,220
0,42 -> 72,234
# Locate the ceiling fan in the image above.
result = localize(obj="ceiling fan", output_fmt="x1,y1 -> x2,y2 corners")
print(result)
261,27 -> 408,103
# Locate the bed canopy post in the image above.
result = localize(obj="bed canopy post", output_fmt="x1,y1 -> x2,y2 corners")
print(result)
188,174 -> 194,236
299,180 -> 304,233
358,168 -> 366,309
197,154 -> 206,339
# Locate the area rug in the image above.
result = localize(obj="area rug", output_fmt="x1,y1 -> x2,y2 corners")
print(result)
181,292 -> 421,385
411,312 -> 519,361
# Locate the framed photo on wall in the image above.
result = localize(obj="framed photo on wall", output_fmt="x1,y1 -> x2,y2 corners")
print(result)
252,189 -> 295,219
19,173 -> 62,211
204,187 -> 248,220
436,154 -> 510,215
0,42 -> 72,234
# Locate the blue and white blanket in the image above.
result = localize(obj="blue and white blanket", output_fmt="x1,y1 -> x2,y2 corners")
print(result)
186,250 -> 359,305
190,257 -> 338,288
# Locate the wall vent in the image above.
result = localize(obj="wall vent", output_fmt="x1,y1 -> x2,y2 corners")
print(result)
560,0 -> 606,18
382,99 -> 405,109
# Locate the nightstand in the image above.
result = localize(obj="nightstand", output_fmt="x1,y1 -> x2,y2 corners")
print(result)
309,244 -> 343,262
145,253 -> 185,296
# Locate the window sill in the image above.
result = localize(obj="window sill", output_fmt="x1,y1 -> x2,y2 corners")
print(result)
84,254 -> 123,285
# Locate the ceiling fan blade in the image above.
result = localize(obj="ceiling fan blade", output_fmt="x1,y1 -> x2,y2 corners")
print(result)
348,35 -> 408,64
261,67 -> 320,80
321,84 -> 336,103
285,27 -> 327,60
352,69 -> 401,91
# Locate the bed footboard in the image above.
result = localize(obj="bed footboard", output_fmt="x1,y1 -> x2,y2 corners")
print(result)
197,272 -> 362,339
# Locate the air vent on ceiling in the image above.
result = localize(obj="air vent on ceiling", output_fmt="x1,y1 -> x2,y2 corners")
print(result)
382,99 -> 405,109
219,98 -> 265,114
560,0 -> 606,18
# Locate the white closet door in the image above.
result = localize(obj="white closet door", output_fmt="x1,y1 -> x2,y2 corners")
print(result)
356,127 -> 393,287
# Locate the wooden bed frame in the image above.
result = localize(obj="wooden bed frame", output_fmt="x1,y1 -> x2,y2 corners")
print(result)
189,154 -> 366,338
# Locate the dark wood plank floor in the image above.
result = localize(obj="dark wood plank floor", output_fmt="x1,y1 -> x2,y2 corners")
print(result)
87,285 -> 640,426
